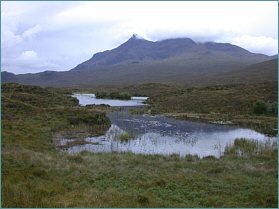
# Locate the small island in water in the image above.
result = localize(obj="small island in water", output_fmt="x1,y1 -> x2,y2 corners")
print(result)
95,90 -> 131,100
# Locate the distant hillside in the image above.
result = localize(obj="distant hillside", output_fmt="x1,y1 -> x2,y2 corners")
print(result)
1,34 -> 275,87
182,58 -> 278,86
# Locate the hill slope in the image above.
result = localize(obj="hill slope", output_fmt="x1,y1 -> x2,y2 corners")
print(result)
182,58 -> 278,86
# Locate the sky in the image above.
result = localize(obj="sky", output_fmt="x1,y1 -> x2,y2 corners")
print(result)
1,1 -> 278,75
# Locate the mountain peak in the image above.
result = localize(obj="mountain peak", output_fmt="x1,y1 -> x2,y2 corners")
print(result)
131,33 -> 145,40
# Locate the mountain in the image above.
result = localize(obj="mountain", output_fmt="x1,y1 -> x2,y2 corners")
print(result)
71,34 -> 271,72
72,34 -> 197,71
1,71 -> 18,83
1,34 -> 276,87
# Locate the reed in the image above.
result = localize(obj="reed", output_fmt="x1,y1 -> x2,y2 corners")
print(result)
108,128 -> 139,143
224,138 -> 278,159
2,82 -> 278,208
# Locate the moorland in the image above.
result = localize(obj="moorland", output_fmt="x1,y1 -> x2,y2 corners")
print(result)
1,80 -> 278,207
1,35 -> 278,208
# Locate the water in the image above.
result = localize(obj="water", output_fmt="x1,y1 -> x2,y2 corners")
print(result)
59,94 -> 277,157
73,94 -> 148,106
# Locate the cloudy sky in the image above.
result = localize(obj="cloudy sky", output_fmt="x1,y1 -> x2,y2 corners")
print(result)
1,1 -> 278,74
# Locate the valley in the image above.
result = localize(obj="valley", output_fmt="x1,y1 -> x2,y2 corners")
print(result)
1,35 -> 278,208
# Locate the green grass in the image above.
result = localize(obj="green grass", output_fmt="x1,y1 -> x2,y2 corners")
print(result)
1,82 -> 278,208
1,82 -> 79,108
1,83 -> 111,151
2,143 -> 278,207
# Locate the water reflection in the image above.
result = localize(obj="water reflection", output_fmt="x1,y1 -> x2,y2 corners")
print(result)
58,112 -> 277,158
62,94 -> 278,157
72,94 -> 148,106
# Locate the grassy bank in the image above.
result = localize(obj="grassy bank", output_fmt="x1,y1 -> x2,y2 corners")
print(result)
1,82 -> 278,208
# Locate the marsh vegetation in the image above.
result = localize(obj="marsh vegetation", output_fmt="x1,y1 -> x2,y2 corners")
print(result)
1,82 -> 278,208
124,82 -> 278,136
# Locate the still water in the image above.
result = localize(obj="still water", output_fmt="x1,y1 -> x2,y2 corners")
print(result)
73,94 -> 148,106
62,94 -> 277,158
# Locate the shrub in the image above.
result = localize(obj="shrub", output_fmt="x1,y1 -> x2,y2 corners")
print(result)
70,97 -> 79,106
95,91 -> 131,100
95,91 -> 101,98
68,113 -> 110,126
266,102 -> 278,114
253,100 -> 266,114
119,92 -> 131,100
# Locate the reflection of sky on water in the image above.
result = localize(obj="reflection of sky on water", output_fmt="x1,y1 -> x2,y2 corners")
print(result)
61,112 -> 277,158
62,94 -> 277,157
108,111 -> 241,136
73,94 -> 148,106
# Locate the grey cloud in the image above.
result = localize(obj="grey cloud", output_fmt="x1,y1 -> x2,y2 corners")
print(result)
1,1 -> 277,74
2,51 -> 61,74
145,29 -> 235,44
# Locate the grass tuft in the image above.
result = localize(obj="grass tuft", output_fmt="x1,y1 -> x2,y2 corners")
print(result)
1,82 -> 277,208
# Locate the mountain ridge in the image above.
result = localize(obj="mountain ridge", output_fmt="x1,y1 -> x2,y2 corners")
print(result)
1,34 -> 277,87
72,34 -> 198,71
71,34 -> 273,72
